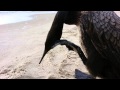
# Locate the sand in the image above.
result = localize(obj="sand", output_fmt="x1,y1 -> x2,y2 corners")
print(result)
0,13 -> 93,79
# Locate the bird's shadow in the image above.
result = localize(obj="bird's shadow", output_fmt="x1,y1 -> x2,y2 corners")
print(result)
75,69 -> 95,79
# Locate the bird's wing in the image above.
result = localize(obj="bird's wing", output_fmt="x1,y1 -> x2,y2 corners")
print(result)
87,11 -> 120,63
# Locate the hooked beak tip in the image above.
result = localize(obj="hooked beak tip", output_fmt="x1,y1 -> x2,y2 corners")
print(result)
39,50 -> 47,64
39,60 -> 42,64
39,59 -> 42,64
39,56 -> 44,64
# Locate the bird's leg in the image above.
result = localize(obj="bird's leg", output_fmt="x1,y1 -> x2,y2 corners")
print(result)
54,39 -> 88,65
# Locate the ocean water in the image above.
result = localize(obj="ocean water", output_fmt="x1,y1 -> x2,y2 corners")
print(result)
0,11 -> 57,25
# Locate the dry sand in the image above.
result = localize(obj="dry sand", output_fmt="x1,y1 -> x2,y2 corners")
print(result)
0,13 -> 93,79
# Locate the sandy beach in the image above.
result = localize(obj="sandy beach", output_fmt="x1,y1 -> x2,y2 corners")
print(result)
0,12 -> 93,79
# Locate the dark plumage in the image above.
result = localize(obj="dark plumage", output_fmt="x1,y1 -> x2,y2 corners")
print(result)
40,11 -> 120,79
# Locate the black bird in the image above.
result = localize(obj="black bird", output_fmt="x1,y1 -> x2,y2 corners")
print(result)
39,11 -> 120,79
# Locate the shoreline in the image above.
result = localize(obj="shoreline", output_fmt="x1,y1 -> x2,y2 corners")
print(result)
0,11 -> 57,25
0,13 -> 56,26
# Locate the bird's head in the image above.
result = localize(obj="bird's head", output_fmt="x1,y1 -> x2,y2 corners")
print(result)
39,11 -> 81,64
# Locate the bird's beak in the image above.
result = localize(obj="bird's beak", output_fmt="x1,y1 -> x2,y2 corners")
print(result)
39,11 -> 68,64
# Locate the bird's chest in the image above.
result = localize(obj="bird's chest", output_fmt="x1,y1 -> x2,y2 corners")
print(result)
78,25 -> 90,58
79,23 -> 102,58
